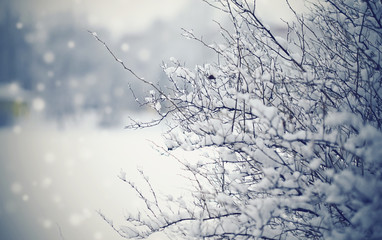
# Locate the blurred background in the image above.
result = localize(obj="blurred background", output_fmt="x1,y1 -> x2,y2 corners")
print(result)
0,0 -> 304,239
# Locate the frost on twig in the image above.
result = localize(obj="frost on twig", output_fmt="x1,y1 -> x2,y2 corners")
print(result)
89,30 -> 192,129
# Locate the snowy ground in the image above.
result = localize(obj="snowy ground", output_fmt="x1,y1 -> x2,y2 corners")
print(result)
0,114 -> 188,240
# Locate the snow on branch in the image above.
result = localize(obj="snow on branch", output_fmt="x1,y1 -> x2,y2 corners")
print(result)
92,0 -> 382,239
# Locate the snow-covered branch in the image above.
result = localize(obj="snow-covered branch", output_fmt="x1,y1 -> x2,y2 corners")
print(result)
93,0 -> 382,239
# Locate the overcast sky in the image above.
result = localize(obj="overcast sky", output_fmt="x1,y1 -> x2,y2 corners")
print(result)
6,0 -> 306,37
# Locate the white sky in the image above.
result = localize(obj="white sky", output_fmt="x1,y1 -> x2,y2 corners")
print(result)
12,0 -> 191,35
11,0 -> 306,36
